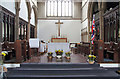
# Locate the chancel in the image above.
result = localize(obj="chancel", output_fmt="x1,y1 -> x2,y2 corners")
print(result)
51,20 -> 68,43
0,0 -> 120,79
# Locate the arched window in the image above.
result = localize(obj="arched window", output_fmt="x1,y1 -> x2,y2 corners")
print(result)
46,0 -> 72,17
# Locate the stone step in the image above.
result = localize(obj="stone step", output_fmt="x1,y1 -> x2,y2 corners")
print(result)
6,75 -> 118,79
9,67 -> 105,71
6,69 -> 114,76
6,70 -> 118,79
20,63 -> 100,68
5,63 -> 119,79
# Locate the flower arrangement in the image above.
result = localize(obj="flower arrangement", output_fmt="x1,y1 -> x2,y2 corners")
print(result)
88,54 -> 96,64
55,50 -> 63,55
48,52 -> 53,56
1,51 -> 8,63
2,51 -> 8,57
65,52 -> 71,57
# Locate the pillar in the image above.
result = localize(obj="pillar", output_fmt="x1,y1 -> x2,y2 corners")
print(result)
15,2 -> 20,40
99,2 -> 105,41
27,16 -> 31,40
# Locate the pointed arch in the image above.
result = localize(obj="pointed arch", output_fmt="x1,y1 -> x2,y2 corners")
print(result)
32,4 -> 38,38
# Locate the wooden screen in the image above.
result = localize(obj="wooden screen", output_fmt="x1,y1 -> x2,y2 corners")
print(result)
104,6 -> 119,42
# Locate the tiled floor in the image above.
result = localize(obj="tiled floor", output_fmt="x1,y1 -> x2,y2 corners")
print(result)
24,53 -> 88,63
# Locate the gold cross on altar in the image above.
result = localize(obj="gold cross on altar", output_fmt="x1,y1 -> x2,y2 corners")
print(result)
55,20 -> 63,37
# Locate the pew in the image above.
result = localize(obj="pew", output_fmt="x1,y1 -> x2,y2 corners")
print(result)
72,42 -> 90,56
14,40 -> 31,63
2,40 -> 37,63
2,41 -> 15,62
94,40 -> 120,63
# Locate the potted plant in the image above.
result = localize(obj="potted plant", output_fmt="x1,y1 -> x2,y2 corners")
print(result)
65,52 -> 71,57
48,52 -> 53,56
47,52 -> 53,62
55,50 -> 63,56
55,50 -> 63,61
88,54 -> 96,64
0,51 -> 8,78
65,52 -> 71,62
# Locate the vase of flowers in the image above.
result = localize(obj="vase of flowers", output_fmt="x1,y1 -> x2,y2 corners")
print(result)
55,50 -> 63,62
47,52 -> 53,62
65,52 -> 71,57
0,51 -> 8,78
55,50 -> 63,56
88,54 -> 96,64
65,52 -> 71,62
48,52 -> 53,56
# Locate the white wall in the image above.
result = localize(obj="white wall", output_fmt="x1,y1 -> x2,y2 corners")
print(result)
31,8 -> 35,25
73,2 -> 81,18
37,20 -> 81,43
19,0 -> 28,22
0,0 -> 15,14
37,2 -> 46,18
81,0 -> 89,42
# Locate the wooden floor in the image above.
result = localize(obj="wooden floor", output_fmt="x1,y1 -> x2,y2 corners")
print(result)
24,53 -> 87,63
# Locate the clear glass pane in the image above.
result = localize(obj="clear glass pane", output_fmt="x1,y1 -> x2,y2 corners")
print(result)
62,1 -> 65,16
6,24 -> 7,38
47,1 -> 51,16
9,24 -> 11,41
54,1 -> 57,16
58,1 -> 61,16
2,22 -> 4,42
51,1 -> 54,16
68,1 -> 71,16
66,1 -> 68,16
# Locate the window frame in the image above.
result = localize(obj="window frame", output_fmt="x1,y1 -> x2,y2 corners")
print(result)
46,0 -> 72,17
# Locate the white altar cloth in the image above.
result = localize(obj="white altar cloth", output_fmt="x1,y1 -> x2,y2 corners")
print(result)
48,43 -> 70,57
39,43 -> 46,52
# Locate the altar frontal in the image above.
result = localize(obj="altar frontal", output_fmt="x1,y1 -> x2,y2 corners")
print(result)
47,43 -> 70,57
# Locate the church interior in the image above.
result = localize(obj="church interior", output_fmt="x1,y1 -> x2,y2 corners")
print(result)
0,0 -> 120,79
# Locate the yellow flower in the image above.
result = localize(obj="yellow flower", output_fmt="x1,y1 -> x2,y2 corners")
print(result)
49,52 -> 52,54
93,56 -> 96,58
2,53 -> 6,56
2,51 -> 8,57
89,55 -> 92,57
58,50 -> 61,52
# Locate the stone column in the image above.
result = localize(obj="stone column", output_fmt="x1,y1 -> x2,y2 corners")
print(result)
34,21 -> 37,38
27,16 -> 31,40
15,2 -> 20,41
99,2 -> 105,41
32,5 -> 37,38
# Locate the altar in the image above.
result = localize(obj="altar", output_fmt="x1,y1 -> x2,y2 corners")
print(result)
51,38 -> 67,43
47,43 -> 70,57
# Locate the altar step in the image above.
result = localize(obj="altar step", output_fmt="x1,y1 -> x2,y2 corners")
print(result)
5,63 -> 119,79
